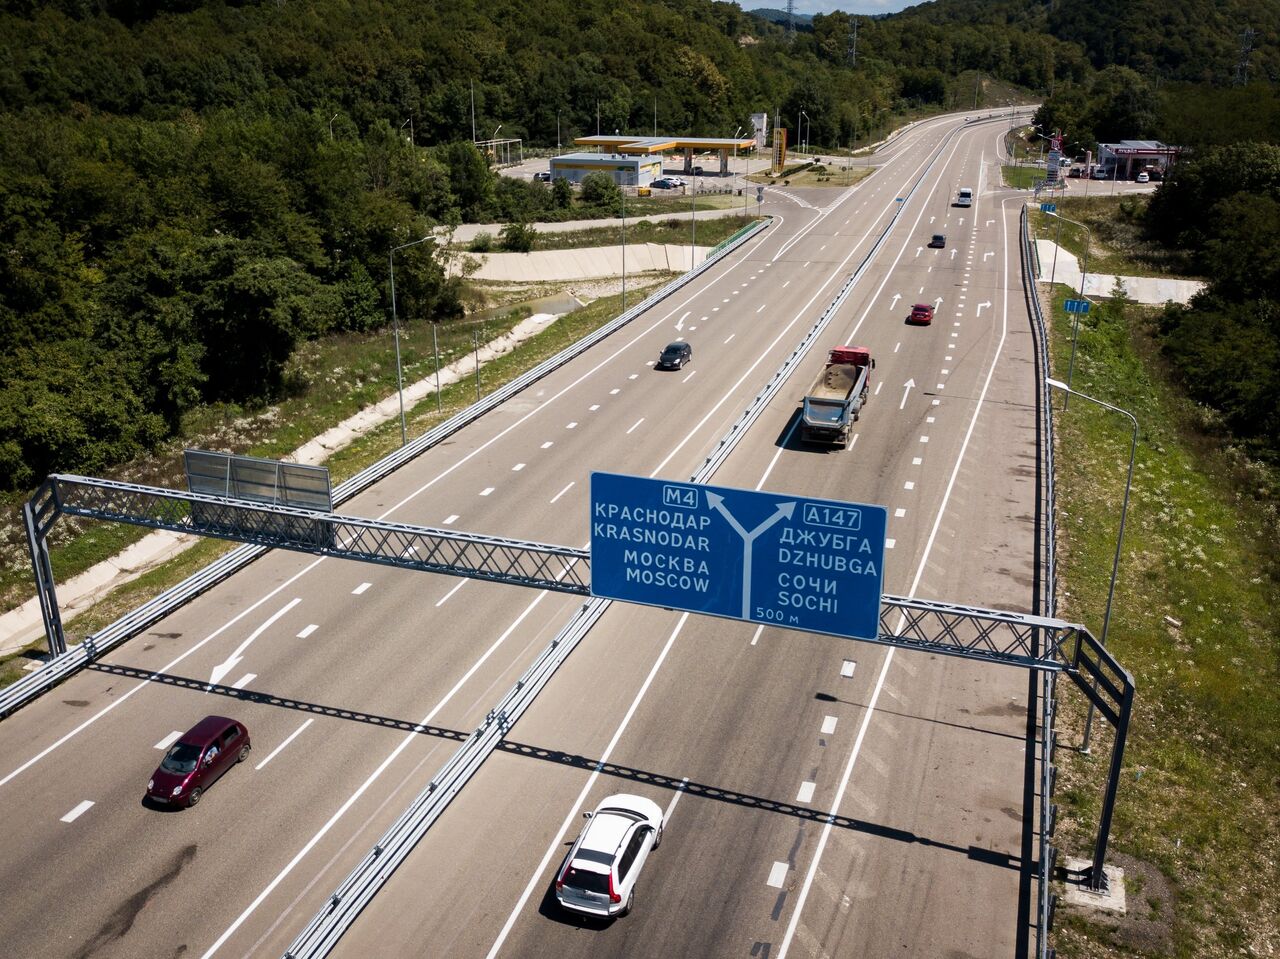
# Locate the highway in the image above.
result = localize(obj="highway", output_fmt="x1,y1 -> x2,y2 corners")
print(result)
0,110 -> 1043,958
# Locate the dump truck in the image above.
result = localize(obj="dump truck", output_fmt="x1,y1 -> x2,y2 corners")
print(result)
800,346 -> 875,447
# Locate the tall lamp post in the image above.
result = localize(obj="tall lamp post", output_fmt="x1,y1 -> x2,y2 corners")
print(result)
732,124 -> 742,202
1045,210 -> 1092,407
801,110 -> 811,154
1046,378 -> 1138,753
388,234 -> 433,445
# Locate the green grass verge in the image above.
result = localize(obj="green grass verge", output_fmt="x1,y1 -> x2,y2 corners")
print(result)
1003,165 -> 1041,190
521,215 -> 759,253
1043,279 -> 1280,956
1031,195 -> 1198,279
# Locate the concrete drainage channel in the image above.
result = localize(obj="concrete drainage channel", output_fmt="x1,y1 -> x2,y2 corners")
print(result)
0,218 -> 769,721
283,124 -> 964,958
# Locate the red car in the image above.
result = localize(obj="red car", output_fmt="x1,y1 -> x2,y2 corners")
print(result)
147,716 -> 250,807
908,303 -> 935,325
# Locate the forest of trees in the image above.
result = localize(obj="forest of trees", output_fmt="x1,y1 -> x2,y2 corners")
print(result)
0,0 -> 1277,489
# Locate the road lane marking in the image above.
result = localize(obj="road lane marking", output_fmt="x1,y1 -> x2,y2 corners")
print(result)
480,487 -> 494,496
208,598 -> 301,688
767,861 -> 789,888
155,731 -> 182,750
905,481 -> 915,490
609,388 -> 620,395
756,303 -> 766,313
256,719 -> 314,771
682,370 -> 696,383
231,673 -> 257,690
352,583 -> 371,595
840,660 -> 856,678
750,624 -> 765,646
296,624 -> 318,639
443,514 -> 459,525
724,334 -> 735,343
894,508 -> 906,518
486,613 -> 690,959
549,481 -> 575,505
435,580 -> 467,607
663,777 -> 689,824
540,441 -> 553,448
796,781 -> 816,803
589,404 -> 600,411
821,716 -> 838,735
626,418 -> 645,435
61,800 -> 94,823
886,538 -> 896,548
566,421 -> 577,429
511,463 -> 525,471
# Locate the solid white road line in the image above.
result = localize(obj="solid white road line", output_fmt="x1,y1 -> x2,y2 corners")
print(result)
61,800 -> 94,823
485,613 -> 691,959
255,719 -> 314,772
435,580 -> 467,608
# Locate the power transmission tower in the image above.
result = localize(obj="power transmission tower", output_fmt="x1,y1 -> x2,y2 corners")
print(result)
786,0 -> 795,43
848,17 -> 858,66
1235,28 -> 1255,85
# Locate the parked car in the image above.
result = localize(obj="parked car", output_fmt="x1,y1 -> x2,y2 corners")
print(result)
908,303 -> 935,326
1091,168 -> 1110,180
928,233 -> 946,248
147,716 -> 250,807
691,165 -> 704,176
533,171 -> 552,182
650,177 -> 677,189
555,793 -> 664,917
656,341 -> 692,369
1135,171 -> 1150,183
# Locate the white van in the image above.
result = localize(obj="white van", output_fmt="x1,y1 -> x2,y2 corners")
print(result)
956,187 -> 973,207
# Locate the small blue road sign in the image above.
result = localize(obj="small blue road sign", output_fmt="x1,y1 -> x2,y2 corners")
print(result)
590,472 -> 887,641
1064,298 -> 1091,314
1040,202 -> 1057,213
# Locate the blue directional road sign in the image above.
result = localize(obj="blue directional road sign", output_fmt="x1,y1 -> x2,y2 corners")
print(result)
1039,202 -> 1057,213
1064,298 -> 1091,314
590,472 -> 887,641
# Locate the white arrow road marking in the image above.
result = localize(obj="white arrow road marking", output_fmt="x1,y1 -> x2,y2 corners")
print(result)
984,250 -> 995,260
934,296 -> 944,310
890,292 -> 902,309
208,598 -> 300,688
915,246 -> 923,257
950,248 -> 958,260
977,300 -> 992,316
675,311 -> 688,331
707,493 -> 795,619
987,218 -> 995,226
900,379 -> 915,410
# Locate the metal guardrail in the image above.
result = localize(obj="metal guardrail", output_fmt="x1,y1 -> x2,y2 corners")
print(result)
0,218 -> 772,720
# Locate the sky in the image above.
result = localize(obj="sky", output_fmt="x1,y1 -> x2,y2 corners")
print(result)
792,0 -> 920,14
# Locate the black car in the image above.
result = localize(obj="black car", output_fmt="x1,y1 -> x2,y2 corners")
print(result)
656,342 -> 692,370
928,233 -> 946,248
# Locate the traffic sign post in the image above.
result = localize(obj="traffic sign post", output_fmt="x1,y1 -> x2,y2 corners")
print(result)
590,472 -> 887,641
1064,298 -> 1090,314
1039,202 -> 1057,213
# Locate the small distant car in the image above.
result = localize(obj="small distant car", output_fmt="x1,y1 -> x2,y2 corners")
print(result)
1091,168 -> 1110,180
533,171 -> 552,182
656,341 -> 692,369
650,177 -> 677,189
691,165 -> 704,176
666,175 -> 686,187
555,793 -> 664,917
908,303 -> 935,326
928,233 -> 946,248
1136,171 -> 1150,183
147,716 -> 250,808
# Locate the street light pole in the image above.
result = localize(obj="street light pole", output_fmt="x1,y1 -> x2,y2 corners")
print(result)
801,110 -> 810,154
388,234 -> 433,445
329,113 -> 338,140
1047,211 -> 1092,408
1046,378 -> 1138,753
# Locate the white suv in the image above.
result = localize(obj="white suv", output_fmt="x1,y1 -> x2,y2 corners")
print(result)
555,793 -> 664,917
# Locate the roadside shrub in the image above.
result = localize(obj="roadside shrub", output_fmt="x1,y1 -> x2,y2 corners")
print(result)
499,221 -> 536,253
469,232 -> 493,252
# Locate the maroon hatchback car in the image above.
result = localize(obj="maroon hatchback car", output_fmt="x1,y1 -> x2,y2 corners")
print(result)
147,716 -> 250,808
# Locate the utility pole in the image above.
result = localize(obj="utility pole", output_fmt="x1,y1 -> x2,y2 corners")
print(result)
1236,28 -> 1256,85
470,79 -> 476,142
786,0 -> 795,43
848,17 -> 858,66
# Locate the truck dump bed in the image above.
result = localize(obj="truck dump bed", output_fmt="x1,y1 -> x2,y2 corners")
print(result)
800,347 -> 873,447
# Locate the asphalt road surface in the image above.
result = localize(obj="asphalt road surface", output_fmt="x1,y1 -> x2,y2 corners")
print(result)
0,110 -> 1044,959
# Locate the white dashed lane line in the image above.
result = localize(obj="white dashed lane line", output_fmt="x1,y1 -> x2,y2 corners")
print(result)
767,861 -> 789,888
443,514 -> 459,525
682,370 -> 696,384
480,487 -> 495,496
566,422 -> 578,429
231,673 -> 257,690
540,441 -> 553,449
435,579 -> 467,608
549,481 -> 575,505
61,801 -> 94,823
352,582 -> 371,595
512,463 -> 525,472
841,660 -> 856,678
297,624 -> 318,639
626,418 -> 645,435
894,508 -> 906,518
589,404 -> 600,411
796,781 -> 817,804
820,716 -> 838,735
155,731 -> 182,750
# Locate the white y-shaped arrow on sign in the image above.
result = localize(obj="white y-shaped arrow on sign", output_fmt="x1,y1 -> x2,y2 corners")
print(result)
707,493 -> 795,620
209,597 -> 301,688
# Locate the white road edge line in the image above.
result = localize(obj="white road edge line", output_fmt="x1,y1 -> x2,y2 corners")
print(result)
484,613 -> 690,959
255,719 -> 314,772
